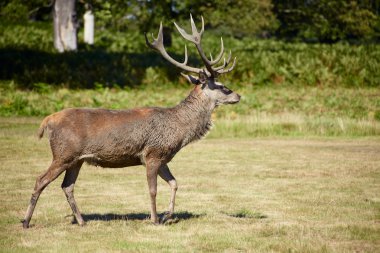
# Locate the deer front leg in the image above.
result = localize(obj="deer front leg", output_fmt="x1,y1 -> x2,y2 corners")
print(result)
146,159 -> 160,224
158,164 -> 177,223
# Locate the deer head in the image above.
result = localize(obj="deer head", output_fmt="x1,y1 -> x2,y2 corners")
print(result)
145,14 -> 240,106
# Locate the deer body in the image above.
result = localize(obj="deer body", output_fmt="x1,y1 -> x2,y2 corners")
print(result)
40,86 -> 213,168
23,15 -> 240,228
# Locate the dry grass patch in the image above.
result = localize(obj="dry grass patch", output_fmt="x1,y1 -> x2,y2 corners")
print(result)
0,117 -> 379,252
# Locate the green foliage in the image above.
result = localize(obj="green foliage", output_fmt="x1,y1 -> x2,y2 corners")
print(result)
0,22 -> 53,51
0,0 -> 29,22
1,0 -> 380,42
94,1 -> 113,29
337,1 -> 379,39
88,0 -> 278,38
233,39 -> 380,87
1,0 -> 277,38
273,0 -> 379,42
0,0 -> 52,21
179,0 -> 278,37
1,22 -> 379,89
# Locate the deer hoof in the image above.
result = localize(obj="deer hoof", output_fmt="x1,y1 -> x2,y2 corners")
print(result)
21,220 -> 29,229
160,211 -> 173,224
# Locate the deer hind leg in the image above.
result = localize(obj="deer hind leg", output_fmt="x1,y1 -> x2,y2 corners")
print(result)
23,160 -> 67,229
61,162 -> 84,226
158,164 -> 178,224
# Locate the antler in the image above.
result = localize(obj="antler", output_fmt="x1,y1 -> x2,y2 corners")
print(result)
145,22 -> 202,74
212,50 -> 237,74
174,14 -> 236,77
146,15 -> 237,77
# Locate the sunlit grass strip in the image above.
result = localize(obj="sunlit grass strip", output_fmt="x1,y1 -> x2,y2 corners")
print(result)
1,83 -> 379,137
209,113 -> 380,138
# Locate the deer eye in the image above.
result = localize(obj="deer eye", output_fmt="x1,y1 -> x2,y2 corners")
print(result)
218,86 -> 232,94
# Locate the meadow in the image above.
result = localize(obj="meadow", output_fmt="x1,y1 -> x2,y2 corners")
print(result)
1,20 -> 380,252
0,117 -> 379,252
0,82 -> 379,252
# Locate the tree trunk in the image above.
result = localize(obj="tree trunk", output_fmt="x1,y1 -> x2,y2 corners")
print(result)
53,0 -> 77,52
83,10 -> 94,45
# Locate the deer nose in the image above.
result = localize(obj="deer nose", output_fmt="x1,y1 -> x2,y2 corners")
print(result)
230,93 -> 241,104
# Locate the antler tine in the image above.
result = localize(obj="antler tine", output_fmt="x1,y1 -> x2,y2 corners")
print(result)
174,22 -> 196,44
190,14 -> 201,39
213,50 -> 231,71
226,50 -> 232,63
145,22 -> 164,50
145,22 -> 201,74
209,37 -> 224,65
183,45 -> 188,65
174,15 -> 220,76
216,57 -> 237,74
200,15 -> 205,34
213,58 -> 227,71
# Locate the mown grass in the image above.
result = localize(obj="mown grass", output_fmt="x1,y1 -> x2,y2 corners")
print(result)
0,118 -> 379,252
1,81 -> 379,137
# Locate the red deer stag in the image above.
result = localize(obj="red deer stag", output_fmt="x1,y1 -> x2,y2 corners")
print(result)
22,15 -> 240,228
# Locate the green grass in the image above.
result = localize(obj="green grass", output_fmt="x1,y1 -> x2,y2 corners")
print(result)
1,81 -> 379,137
0,118 -> 379,252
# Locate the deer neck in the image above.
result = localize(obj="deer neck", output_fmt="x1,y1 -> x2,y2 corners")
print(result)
173,86 -> 215,145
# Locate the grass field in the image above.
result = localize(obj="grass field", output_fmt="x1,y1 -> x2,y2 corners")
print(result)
0,117 -> 379,252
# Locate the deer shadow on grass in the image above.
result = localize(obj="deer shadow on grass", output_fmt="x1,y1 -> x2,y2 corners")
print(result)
75,211 -> 203,224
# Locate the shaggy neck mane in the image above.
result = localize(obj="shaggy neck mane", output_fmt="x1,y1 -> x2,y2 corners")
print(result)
173,87 -> 214,145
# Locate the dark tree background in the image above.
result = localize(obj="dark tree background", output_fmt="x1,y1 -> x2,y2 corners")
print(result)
0,0 -> 378,88
273,0 -> 380,42
1,0 -> 378,42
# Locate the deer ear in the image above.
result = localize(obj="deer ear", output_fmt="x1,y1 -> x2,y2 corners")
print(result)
181,73 -> 200,85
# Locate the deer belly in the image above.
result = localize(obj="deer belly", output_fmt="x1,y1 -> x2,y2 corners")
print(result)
79,153 -> 142,168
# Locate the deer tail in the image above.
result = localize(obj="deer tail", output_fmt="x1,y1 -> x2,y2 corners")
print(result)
37,115 -> 51,139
